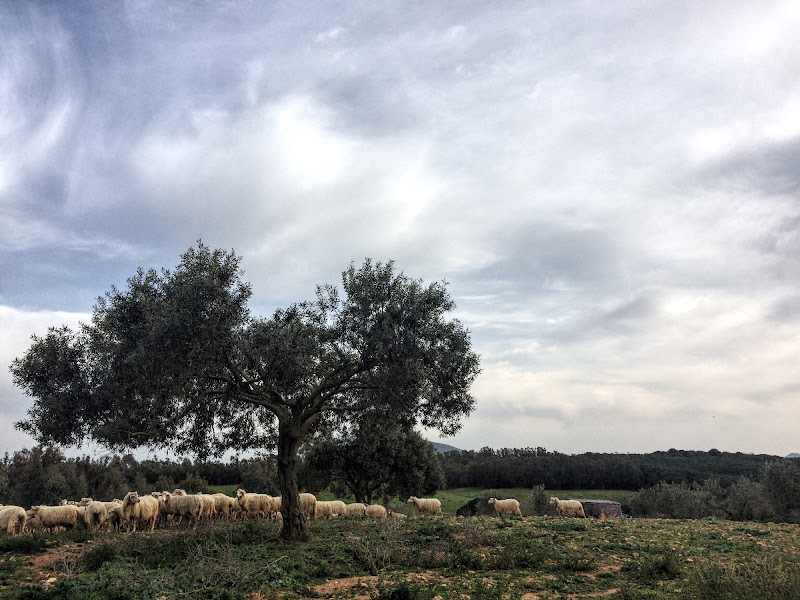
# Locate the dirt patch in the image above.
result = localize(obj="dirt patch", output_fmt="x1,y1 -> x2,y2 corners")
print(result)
23,540 -> 97,586
302,570 -> 450,600
310,575 -> 379,599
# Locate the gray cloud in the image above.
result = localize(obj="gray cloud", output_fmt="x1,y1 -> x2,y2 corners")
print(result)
2,1 -> 800,457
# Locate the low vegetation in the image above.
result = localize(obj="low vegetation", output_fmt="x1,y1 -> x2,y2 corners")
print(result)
2,509 -> 799,599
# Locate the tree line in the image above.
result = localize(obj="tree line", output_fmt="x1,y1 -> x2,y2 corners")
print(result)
2,443 -> 790,511
436,446 -> 783,491
0,446 -> 278,508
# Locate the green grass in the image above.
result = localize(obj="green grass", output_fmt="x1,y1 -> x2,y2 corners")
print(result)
207,484 -> 239,496
3,514 -> 799,599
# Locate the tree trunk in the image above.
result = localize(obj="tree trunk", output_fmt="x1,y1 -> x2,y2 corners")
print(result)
277,423 -> 309,542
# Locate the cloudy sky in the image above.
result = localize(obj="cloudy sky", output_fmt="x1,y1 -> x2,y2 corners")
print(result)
2,1 -> 799,459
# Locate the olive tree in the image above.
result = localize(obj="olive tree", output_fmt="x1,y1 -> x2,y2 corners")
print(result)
11,243 -> 480,541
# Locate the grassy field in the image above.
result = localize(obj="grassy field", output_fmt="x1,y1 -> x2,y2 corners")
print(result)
2,510 -> 799,599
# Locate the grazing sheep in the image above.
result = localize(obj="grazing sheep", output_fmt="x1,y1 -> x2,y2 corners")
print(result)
345,502 -> 367,517
120,491 -> 160,532
84,501 -> 122,532
211,493 -> 235,520
549,497 -> 586,518
328,500 -> 347,517
407,496 -> 442,515
488,497 -> 522,517
27,504 -> 80,532
299,493 -> 317,521
162,491 -> 203,528
315,501 -> 337,520
365,504 -> 387,519
387,509 -> 407,520
0,506 -> 27,535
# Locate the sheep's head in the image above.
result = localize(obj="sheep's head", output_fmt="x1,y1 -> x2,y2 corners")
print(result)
406,497 -> 416,504
488,498 -> 497,505
236,489 -> 246,500
173,488 -> 187,496
549,497 -> 558,505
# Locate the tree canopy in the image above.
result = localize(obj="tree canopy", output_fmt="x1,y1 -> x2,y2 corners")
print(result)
11,243 -> 481,540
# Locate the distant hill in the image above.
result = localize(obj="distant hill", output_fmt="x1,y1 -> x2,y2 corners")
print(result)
787,453 -> 800,459
432,442 -> 461,454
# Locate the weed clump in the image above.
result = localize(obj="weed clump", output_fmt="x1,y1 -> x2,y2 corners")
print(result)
691,555 -> 800,600
79,543 -> 117,573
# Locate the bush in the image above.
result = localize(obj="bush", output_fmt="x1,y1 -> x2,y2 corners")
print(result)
762,460 -> 800,519
176,473 -> 210,494
527,484 -> 552,516
691,555 -> 800,600
629,482 -> 712,519
722,477 -> 776,522
79,543 -> 117,573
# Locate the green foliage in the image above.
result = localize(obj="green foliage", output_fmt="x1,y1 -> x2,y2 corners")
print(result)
629,482 -> 713,519
691,555 -> 800,600
176,473 -> 210,494
373,581 -> 437,600
0,447 -> 88,507
0,534 -> 49,554
622,551 -> 682,583
3,515 -> 800,599
79,543 -> 117,573
761,459 -> 800,516
302,420 -> 445,503
438,446 -> 782,491
527,484 -> 552,516
630,462 -> 800,523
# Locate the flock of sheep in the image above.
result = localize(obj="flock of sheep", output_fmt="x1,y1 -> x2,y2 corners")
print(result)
0,491 -> 585,536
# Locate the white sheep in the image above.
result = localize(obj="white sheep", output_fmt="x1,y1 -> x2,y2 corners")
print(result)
234,489 -> 274,519
407,496 -> 442,515
84,501 -> 122,532
211,493 -> 235,519
345,502 -> 367,517
549,497 -> 586,518
27,504 -> 80,532
162,491 -> 203,528
197,493 -> 217,523
268,495 -> 282,520
106,501 -> 125,531
330,500 -> 347,517
365,504 -> 387,519
120,491 -> 160,532
300,492 -> 317,521
387,509 -> 407,520
0,505 -> 27,535
314,501 -> 337,520
488,497 -> 522,517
